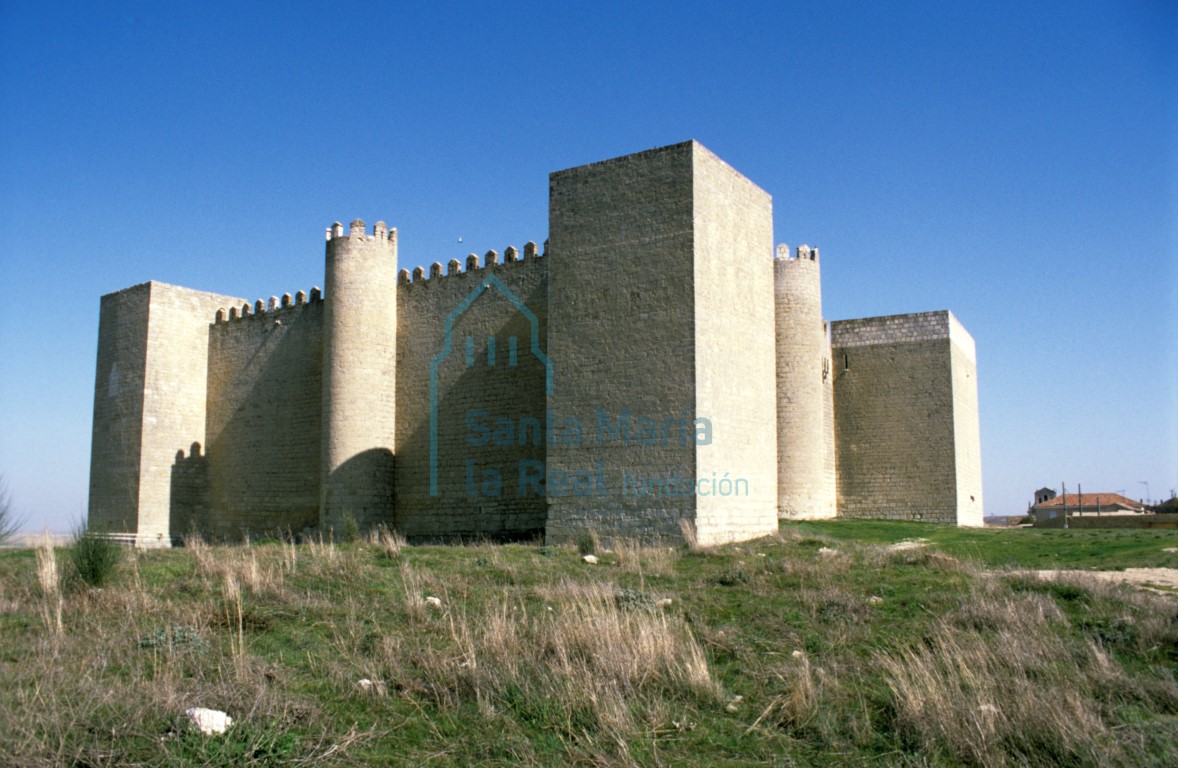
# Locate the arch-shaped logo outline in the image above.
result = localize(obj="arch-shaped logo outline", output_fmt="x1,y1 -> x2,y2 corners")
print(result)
429,272 -> 553,496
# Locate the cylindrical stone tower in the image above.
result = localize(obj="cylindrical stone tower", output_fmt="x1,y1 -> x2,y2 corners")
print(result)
775,244 -> 836,519
321,218 -> 398,534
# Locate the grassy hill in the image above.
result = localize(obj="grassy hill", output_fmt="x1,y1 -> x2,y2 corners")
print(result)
1,521 -> 1176,766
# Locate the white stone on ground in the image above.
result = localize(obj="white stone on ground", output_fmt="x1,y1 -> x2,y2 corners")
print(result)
356,678 -> 388,695
182,707 -> 233,735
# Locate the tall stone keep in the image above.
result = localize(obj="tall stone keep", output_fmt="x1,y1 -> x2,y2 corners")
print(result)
774,245 -> 837,519
545,141 -> 780,546
320,219 -> 398,532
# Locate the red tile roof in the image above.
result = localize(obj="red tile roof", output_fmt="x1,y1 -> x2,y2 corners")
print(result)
1033,493 -> 1142,509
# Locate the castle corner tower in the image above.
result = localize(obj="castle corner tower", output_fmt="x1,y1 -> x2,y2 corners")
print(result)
774,245 -> 837,519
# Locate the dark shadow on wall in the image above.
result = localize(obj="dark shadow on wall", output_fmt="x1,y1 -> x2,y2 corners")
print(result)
322,447 -> 396,536
395,265 -> 549,541
201,300 -> 325,540
170,442 -> 208,544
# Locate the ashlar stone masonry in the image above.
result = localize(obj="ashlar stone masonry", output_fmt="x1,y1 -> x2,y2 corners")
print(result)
88,141 -> 983,546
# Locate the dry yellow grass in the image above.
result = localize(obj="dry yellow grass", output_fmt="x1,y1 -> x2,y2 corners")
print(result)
879,577 -> 1148,767
610,537 -> 679,577
370,578 -> 721,739
367,523 -> 406,558
35,536 -> 63,638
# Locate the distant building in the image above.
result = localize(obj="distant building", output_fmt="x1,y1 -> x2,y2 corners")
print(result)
1029,491 -> 1145,523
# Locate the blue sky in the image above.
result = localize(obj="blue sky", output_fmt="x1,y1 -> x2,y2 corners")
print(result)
0,0 -> 1173,531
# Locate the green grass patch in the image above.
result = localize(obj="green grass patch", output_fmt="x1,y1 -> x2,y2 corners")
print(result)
0,521 -> 1175,766
790,519 -> 1178,569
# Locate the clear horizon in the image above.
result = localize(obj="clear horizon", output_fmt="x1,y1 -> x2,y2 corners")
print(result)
1,0 -> 1174,532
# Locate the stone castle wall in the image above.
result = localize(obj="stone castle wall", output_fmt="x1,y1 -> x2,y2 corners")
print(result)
690,144 -> 779,545
545,141 -> 778,545
822,323 -> 837,515
199,293 -> 325,538
321,222 -> 398,532
545,143 -> 700,543
395,247 -> 549,539
948,313 -> 984,526
89,283 -> 151,535
89,282 -> 244,546
156,249 -> 552,543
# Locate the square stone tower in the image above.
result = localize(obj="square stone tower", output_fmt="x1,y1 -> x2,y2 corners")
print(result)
545,141 -> 779,545
830,311 -> 983,525
88,281 -> 244,546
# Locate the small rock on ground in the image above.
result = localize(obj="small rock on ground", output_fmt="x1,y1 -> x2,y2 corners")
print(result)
182,707 -> 233,735
356,678 -> 388,695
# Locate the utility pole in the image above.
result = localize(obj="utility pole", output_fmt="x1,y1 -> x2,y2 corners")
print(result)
1140,481 -> 1151,506
1062,482 -> 1068,530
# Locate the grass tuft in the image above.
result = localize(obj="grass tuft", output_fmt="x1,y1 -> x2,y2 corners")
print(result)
35,535 -> 63,637
367,523 -> 406,559
68,520 -> 124,588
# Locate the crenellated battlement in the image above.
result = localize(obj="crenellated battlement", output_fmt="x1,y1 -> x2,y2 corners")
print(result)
324,218 -> 397,245
774,243 -> 820,263
396,240 -> 545,286
213,286 -> 323,325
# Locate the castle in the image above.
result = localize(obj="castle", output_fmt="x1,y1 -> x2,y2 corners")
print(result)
87,141 -> 983,547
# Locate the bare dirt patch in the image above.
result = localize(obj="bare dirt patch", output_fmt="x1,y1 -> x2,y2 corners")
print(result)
1032,568 -> 1178,594
886,539 -> 929,552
